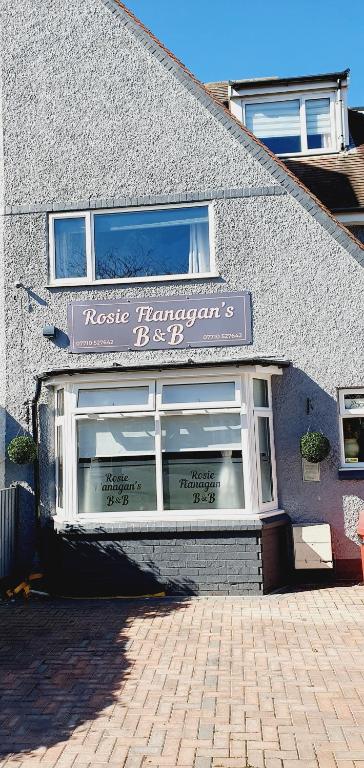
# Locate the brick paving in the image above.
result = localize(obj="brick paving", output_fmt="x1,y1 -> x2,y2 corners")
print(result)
0,587 -> 364,767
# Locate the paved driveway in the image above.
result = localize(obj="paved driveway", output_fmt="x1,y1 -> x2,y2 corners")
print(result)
0,587 -> 364,768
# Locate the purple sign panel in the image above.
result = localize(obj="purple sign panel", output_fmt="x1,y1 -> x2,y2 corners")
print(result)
68,292 -> 252,354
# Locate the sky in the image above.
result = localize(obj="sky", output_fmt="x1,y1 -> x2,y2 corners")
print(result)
126,0 -> 364,106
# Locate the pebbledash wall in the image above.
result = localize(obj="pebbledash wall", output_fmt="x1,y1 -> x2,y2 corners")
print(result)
0,0 -> 364,594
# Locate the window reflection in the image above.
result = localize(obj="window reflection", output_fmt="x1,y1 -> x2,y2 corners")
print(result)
94,206 -> 210,280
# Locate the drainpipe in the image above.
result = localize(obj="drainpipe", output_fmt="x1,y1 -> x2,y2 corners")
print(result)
31,376 -> 42,545
337,76 -> 346,151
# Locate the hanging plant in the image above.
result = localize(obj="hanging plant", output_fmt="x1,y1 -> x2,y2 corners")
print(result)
7,436 -> 37,465
300,431 -> 331,464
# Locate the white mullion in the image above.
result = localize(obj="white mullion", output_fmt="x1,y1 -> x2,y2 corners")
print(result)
300,97 -> 308,152
55,415 -> 62,512
255,410 -> 277,511
49,217 -> 56,283
155,413 -> 163,513
64,386 -> 78,521
244,376 -> 260,516
268,412 -> 278,507
86,211 -> 94,281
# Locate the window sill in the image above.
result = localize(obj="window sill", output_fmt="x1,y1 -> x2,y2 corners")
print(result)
338,468 -> 364,480
52,509 -> 286,535
46,272 -> 220,289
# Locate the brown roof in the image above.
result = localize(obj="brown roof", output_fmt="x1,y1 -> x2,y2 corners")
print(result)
285,110 -> 364,212
205,80 -> 364,213
204,81 -> 229,105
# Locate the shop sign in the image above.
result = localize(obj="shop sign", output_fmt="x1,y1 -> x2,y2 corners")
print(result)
68,291 -> 252,353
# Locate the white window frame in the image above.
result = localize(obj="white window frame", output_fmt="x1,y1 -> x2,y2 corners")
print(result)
48,202 -> 217,287
156,376 -> 241,411
48,368 -> 282,524
338,388 -> 364,469
54,387 -> 65,513
76,379 -> 155,413
250,375 -> 278,510
241,91 -> 338,157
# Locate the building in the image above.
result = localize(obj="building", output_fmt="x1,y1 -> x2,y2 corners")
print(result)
0,0 -> 363,595
206,71 -> 364,243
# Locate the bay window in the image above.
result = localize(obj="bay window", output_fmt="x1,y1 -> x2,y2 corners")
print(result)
49,203 -> 213,285
52,369 -> 279,521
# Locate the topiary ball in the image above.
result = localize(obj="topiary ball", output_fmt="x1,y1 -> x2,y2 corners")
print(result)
7,436 -> 37,465
300,431 -> 331,463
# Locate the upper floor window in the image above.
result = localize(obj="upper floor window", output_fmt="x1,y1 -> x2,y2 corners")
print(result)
244,95 -> 334,155
49,204 -> 213,285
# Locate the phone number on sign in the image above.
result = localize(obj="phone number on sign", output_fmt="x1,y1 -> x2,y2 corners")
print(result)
202,333 -> 243,341
75,339 -> 115,347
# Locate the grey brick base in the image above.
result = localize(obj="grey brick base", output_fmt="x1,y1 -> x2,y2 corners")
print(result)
44,516 -> 292,597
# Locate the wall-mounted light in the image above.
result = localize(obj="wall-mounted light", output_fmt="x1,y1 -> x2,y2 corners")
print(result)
42,324 -> 56,340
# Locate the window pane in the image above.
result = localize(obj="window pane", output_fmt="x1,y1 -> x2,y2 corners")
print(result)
78,386 -> 150,408
343,417 -> 364,462
94,206 -> 210,279
245,100 -> 301,153
78,457 -> 157,513
56,389 -> 64,416
253,379 -> 269,408
54,217 -> 87,279
257,417 -> 273,503
162,413 -> 241,452
347,225 -> 364,244
344,393 -> 364,410
162,381 -> 235,405
306,98 -> 331,149
56,426 -> 63,508
78,417 -> 155,458
163,451 -> 244,510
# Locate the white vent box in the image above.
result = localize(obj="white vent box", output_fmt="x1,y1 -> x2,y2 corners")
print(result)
293,524 -> 333,569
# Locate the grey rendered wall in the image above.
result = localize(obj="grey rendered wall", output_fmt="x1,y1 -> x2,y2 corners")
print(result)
0,48 -> 5,489
0,0 -> 363,570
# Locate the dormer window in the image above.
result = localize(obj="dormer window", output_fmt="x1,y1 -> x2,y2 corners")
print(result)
244,95 -> 334,155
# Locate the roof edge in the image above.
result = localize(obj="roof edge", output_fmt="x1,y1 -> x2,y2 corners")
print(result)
37,356 -> 291,382
229,69 -> 350,89
100,1 -> 364,266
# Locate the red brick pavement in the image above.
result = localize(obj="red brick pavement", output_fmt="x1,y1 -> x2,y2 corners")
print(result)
0,587 -> 364,768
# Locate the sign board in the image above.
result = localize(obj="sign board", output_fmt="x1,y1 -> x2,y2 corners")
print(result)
302,459 -> 320,482
68,291 -> 252,354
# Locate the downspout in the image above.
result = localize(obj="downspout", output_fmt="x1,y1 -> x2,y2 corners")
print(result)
337,77 -> 345,151
31,375 -> 42,548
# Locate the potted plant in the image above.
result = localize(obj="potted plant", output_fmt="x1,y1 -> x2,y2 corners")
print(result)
7,436 -> 37,465
300,431 -> 331,464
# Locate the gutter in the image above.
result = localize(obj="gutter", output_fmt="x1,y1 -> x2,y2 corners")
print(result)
36,356 -> 291,383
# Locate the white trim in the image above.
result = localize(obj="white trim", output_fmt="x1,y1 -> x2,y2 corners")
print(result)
338,388 -> 364,469
49,367 -> 280,523
240,90 -> 339,157
336,213 -> 364,225
48,201 -> 216,287
231,80 -> 347,98
156,375 -> 241,411
44,365 -> 284,388
75,379 -> 155,413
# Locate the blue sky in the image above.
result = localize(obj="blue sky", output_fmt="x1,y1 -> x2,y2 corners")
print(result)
126,0 -> 364,106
